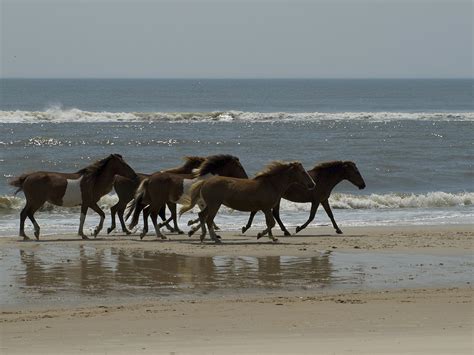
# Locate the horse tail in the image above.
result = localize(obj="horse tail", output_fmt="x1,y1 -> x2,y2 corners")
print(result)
9,173 -> 31,195
179,180 -> 205,216
125,178 -> 149,228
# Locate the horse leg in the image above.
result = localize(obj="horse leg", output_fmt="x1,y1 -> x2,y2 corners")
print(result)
27,207 -> 41,240
295,202 -> 319,234
150,210 -> 166,239
196,207 -> 209,242
90,203 -> 105,238
257,209 -> 277,242
159,205 -> 174,232
117,206 -> 131,235
140,206 -> 150,239
78,205 -> 89,240
205,206 -> 222,243
19,205 -> 30,240
321,200 -> 342,234
272,200 -> 291,236
107,203 -> 118,234
242,211 -> 256,234
167,202 -> 183,234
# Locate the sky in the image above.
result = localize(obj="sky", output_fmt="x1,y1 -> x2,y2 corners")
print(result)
1,0 -> 472,79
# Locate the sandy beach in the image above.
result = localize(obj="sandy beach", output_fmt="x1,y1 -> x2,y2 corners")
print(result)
0,224 -> 473,354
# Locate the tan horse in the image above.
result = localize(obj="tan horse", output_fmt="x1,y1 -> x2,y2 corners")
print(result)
180,161 -> 316,243
127,154 -> 248,240
242,161 -> 366,235
9,154 -> 137,240
107,156 -> 205,235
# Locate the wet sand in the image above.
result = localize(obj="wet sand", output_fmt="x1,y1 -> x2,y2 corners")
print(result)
1,224 -> 473,354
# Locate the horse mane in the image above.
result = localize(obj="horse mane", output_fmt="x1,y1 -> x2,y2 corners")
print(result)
182,156 -> 205,169
194,154 -> 238,177
254,161 -> 296,179
310,160 -> 354,174
76,155 -> 114,178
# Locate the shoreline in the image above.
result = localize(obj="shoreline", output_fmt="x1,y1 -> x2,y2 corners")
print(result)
1,223 -> 472,256
1,223 -> 472,354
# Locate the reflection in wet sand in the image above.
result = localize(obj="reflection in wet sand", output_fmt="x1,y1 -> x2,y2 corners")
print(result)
1,245 -> 471,307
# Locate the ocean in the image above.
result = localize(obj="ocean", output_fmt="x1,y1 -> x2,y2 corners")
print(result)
0,79 -> 472,237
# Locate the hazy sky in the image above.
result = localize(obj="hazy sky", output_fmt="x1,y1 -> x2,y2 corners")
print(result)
1,0 -> 472,78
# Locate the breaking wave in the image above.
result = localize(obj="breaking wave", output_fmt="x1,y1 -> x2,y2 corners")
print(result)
1,107 -> 473,123
1,192 -> 472,215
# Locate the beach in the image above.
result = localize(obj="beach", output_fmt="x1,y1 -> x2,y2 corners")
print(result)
1,224 -> 473,354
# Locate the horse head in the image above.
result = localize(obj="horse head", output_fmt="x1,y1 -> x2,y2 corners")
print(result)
108,154 -> 138,180
289,162 -> 316,190
343,161 -> 366,190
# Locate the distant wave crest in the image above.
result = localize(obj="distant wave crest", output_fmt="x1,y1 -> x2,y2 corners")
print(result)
1,192 -> 472,215
1,107 -> 473,123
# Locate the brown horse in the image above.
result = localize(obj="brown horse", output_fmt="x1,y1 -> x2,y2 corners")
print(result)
127,154 -> 248,239
107,156 -> 205,235
9,154 -> 137,240
180,161 -> 316,243
241,161 -> 366,236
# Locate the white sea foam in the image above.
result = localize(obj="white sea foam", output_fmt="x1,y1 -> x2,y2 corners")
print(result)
1,107 -> 473,123
1,192 -> 472,215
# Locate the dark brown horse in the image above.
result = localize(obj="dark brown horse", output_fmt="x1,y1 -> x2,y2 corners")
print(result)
9,154 -> 137,240
180,161 -> 316,243
127,154 -> 248,239
107,156 -> 205,235
241,161 -> 366,236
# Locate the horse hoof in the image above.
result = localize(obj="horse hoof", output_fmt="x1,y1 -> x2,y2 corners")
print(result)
187,220 -> 193,226
140,234 -> 146,240
177,230 -> 184,235
272,238 -> 279,243
214,238 -> 222,244
107,227 -> 113,234
214,226 -> 220,231
295,226 -> 301,234
81,235 -> 89,240
257,233 -> 263,240
22,235 -> 30,241
215,235 -> 222,239
160,235 -> 167,240
124,229 -> 132,235
284,231 -> 291,237
336,229 -> 343,234
241,227 -> 247,234
200,235 -> 206,242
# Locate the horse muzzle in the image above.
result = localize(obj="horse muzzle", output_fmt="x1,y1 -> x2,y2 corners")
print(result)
359,183 -> 366,190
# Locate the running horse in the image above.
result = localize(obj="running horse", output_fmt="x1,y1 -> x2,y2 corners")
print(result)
180,161 -> 316,243
107,156 -> 205,235
126,154 -> 248,240
9,154 -> 137,240
241,161 -> 366,235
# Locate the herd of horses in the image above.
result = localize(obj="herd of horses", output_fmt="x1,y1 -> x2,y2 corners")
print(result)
9,153 -> 366,242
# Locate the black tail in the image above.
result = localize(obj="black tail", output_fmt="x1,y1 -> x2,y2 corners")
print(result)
9,173 -> 31,195
125,178 -> 149,229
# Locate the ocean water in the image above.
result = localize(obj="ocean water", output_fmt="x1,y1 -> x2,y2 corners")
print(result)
0,79 -> 472,236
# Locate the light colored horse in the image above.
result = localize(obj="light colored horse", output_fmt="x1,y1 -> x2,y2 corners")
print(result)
180,161 -> 315,243
9,154 -> 137,240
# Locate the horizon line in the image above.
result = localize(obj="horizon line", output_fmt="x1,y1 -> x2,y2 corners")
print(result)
1,77 -> 473,80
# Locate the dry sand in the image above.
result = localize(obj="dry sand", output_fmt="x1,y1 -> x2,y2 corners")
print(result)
1,224 -> 473,354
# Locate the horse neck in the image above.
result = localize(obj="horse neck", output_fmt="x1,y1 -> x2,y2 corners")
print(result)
261,171 -> 293,194
90,165 -> 118,194
312,168 -> 345,192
